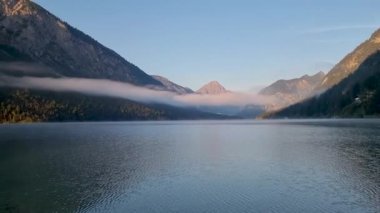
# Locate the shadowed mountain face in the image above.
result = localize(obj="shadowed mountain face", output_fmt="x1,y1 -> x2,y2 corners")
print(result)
317,29 -> 380,90
0,0 -> 163,86
259,71 -> 325,111
151,75 -> 193,94
196,81 -> 228,95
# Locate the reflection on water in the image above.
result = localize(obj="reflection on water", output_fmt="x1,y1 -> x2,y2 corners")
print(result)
0,120 -> 379,212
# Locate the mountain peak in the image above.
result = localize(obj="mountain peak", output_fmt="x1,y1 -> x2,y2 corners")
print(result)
196,81 -> 228,95
370,28 -> 380,43
313,71 -> 325,76
300,71 -> 325,80
0,0 -> 34,16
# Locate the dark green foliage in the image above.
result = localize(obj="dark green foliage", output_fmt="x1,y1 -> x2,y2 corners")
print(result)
0,45 -> 31,61
0,88 -> 226,123
266,51 -> 380,118
0,89 -> 161,122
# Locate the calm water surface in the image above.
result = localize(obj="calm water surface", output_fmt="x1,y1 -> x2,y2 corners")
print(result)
0,119 -> 379,212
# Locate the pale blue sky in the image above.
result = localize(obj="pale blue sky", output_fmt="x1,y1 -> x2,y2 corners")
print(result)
34,0 -> 380,91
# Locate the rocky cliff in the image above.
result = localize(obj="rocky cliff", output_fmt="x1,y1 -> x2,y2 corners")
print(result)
0,0 -> 163,86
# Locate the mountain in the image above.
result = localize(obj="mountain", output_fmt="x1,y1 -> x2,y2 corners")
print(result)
260,71 -> 325,96
264,51 -> 380,118
193,81 -> 265,117
259,71 -> 325,110
317,29 -> 380,90
151,75 -> 193,94
196,81 -> 228,95
0,0 -> 163,86
0,0 -> 234,122
262,28 -> 380,118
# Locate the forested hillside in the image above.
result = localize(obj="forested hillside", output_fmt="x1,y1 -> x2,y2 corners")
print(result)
0,89 -> 226,123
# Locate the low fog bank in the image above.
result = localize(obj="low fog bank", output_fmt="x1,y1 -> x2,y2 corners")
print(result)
0,75 -> 273,107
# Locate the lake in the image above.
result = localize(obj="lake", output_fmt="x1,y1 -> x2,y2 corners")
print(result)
0,120 -> 379,212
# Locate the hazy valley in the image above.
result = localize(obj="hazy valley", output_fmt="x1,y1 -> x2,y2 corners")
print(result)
1,1 -> 380,213
0,0 -> 379,122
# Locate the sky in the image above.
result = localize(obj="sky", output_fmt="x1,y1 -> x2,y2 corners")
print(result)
34,0 -> 380,91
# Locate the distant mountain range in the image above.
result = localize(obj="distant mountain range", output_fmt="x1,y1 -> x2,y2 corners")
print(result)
264,29 -> 380,118
1,0 -> 379,121
0,0 -> 232,122
194,81 -> 264,118
0,0 -> 262,122
259,71 -> 325,110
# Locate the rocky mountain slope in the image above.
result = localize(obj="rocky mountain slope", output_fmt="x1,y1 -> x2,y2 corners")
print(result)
262,28 -> 380,118
317,29 -> 380,90
259,71 -> 325,110
151,75 -> 193,94
264,51 -> 380,118
196,81 -> 228,95
0,0 -> 163,86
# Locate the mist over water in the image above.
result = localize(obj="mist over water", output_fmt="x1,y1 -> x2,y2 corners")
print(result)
0,120 -> 379,212
0,75 -> 272,107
